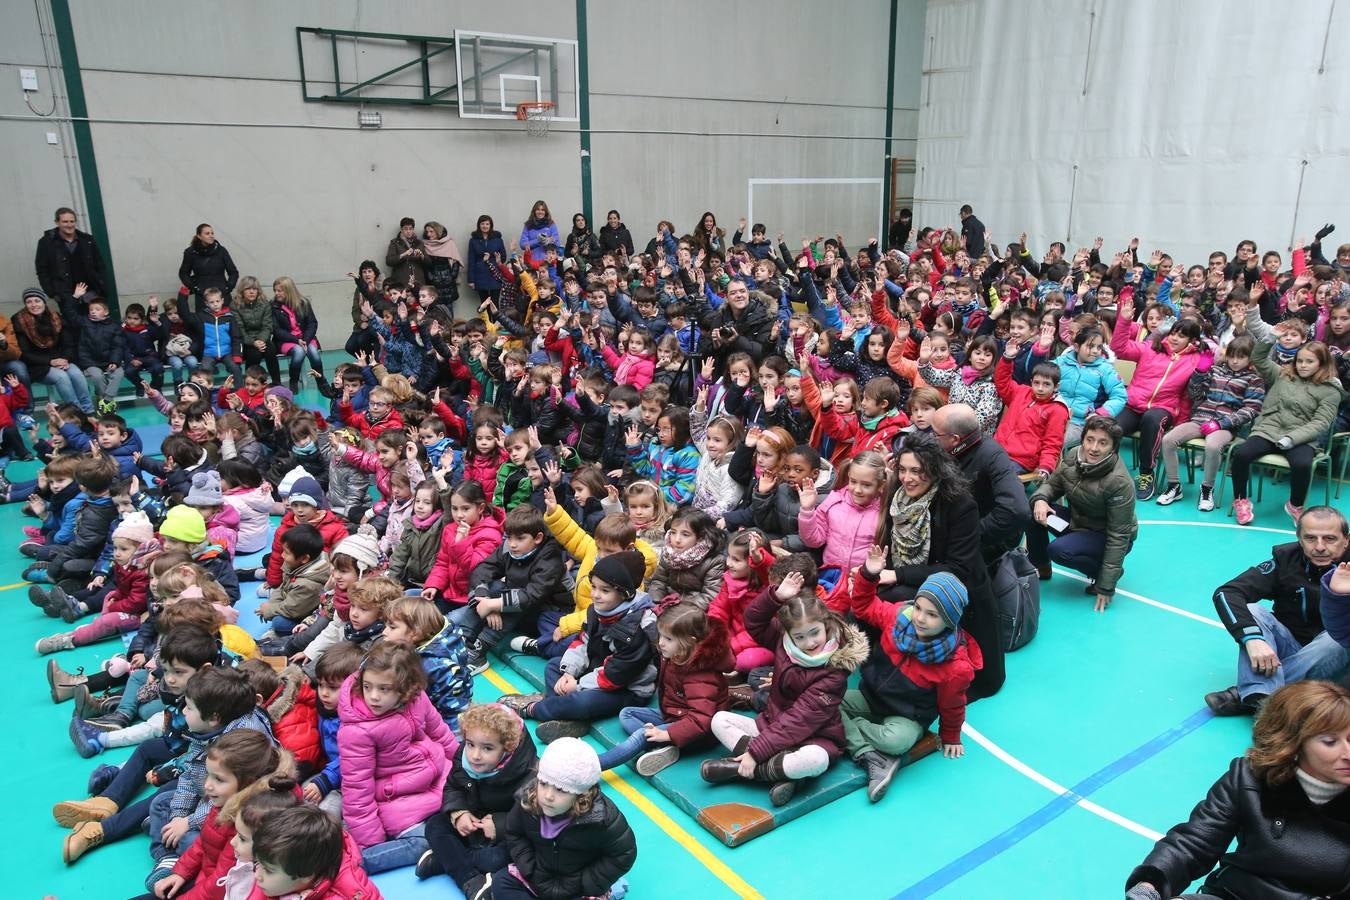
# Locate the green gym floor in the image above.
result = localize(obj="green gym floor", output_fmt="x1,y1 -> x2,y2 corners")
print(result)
7,375 -> 1347,899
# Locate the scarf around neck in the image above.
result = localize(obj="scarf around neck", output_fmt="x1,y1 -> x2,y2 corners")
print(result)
661,536 -> 713,571
14,309 -> 59,350
861,409 -> 898,431
783,632 -> 838,668
892,604 -> 960,664
889,485 -> 936,567
960,364 -> 987,385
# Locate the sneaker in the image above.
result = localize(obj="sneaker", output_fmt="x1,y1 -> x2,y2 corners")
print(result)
1197,484 -> 1215,512
23,525 -> 42,539
85,711 -> 132,732
19,539 -> 44,558
635,745 -> 680,777
414,849 -> 441,880
460,873 -> 493,900
1284,500 -> 1303,524
134,382 -> 147,398
1204,686 -> 1260,717
1233,498 -> 1254,526
1155,482 -> 1183,506
508,635 -> 540,656
1134,473 -> 1155,501
145,860 -> 176,892
28,584 -> 50,608
858,750 -> 903,803
466,639 -> 489,675
535,719 -> 590,744
24,562 -> 50,583
68,716 -> 104,758
87,764 -> 120,796
36,632 -> 74,655
43,585 -> 72,618
16,413 -> 36,432
498,692 -> 543,717
58,588 -> 85,623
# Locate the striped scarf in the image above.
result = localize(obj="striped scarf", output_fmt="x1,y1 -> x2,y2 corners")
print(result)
891,605 -> 960,664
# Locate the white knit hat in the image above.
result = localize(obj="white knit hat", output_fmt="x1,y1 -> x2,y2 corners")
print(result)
537,737 -> 601,795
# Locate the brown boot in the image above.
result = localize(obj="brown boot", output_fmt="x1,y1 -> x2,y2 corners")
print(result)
47,658 -> 87,704
727,683 -> 755,710
699,757 -> 742,784
53,796 -> 118,828
63,821 -> 104,864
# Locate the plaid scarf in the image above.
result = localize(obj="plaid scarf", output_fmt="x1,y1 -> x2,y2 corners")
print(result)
660,536 -> 713,571
891,605 -> 960,665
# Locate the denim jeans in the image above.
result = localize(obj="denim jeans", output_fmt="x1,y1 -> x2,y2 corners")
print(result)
270,614 -> 304,635
423,813 -> 510,886
283,343 -> 324,384
597,707 -> 668,770
44,365 -> 93,412
102,737 -> 174,809
167,355 -> 199,385
1041,528 -> 1134,585
116,668 -> 153,720
534,610 -> 571,658
529,655 -> 641,722
360,821 -> 427,874
148,786 -> 200,863
1236,603 -> 1350,700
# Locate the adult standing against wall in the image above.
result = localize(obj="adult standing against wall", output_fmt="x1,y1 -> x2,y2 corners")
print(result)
177,223 -> 238,315
519,201 -> 561,269
887,208 -> 912,252
1203,506 -> 1350,717
599,209 -> 634,257
958,204 -> 985,259
1028,415 -> 1138,606
931,404 -> 1030,566
386,217 -> 426,289
1125,680 -> 1350,900
874,433 -> 1005,700
420,221 -> 461,312
467,215 -> 506,304
565,213 -> 603,271
34,207 -> 110,322
12,288 -> 93,413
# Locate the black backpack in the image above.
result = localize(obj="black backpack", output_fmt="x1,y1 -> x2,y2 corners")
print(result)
992,549 -> 1040,651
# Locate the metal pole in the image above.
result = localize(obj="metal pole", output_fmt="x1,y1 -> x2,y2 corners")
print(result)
880,0 -> 899,250
575,0 -> 593,223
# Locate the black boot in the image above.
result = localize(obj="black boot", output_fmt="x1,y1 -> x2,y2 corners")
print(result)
1204,686 -> 1261,717
751,752 -> 798,806
700,735 -> 751,784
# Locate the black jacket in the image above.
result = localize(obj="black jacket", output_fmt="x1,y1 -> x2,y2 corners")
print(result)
1129,757 -> 1350,900
505,790 -> 638,900
438,725 -> 538,837
952,434 -> 1031,564
891,490 -> 1004,701
77,316 -> 126,370
1213,542 -> 1346,647
35,227 -> 107,305
467,539 -> 570,614
598,223 -> 634,256
685,279 -> 776,364
53,495 -> 117,563
961,214 -> 986,259
178,241 -> 238,303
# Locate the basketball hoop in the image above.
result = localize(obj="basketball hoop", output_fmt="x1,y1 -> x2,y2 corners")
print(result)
515,101 -> 555,137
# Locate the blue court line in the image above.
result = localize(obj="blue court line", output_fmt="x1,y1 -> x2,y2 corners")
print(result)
892,707 -> 1215,899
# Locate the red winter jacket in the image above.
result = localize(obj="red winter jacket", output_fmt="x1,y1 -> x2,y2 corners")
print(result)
742,585 -> 867,763
172,805 -> 235,899
264,666 -> 322,772
707,547 -> 775,656
424,506 -> 504,601
103,562 -> 151,616
544,325 -> 580,384
462,448 -> 508,499
850,567 -> 980,745
266,509 -> 350,587
818,404 -> 909,456
659,616 -> 734,747
338,400 -> 404,441
246,830 -> 382,900
992,357 -> 1070,473
0,381 -> 29,429
430,398 -> 468,443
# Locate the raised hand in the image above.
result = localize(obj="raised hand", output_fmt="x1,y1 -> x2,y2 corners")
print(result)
775,570 -> 805,601
543,484 -> 558,512
625,423 -> 641,448
1329,562 -> 1350,595
864,543 -> 887,574
796,478 -> 818,511
543,458 -> 563,485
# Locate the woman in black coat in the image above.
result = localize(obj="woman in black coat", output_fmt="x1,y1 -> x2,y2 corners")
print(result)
598,209 -> 634,257
177,223 -> 238,314
875,432 -> 1005,700
1126,680 -> 1350,900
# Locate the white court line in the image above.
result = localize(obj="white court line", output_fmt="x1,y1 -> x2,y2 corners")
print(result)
1137,519 -> 1295,536
961,722 -> 1165,841
1053,567 -> 1226,629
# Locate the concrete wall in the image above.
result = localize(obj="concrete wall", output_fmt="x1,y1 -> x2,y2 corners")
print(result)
1,0 -> 923,348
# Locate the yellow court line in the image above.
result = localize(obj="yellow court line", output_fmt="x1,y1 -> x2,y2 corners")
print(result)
0,581 -> 29,592
480,666 -> 765,900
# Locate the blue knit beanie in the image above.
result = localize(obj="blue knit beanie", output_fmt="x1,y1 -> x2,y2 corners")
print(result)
915,572 -> 968,631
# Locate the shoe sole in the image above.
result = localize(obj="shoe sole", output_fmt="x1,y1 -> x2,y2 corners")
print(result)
48,659 -> 64,703
867,759 -> 903,802
636,746 -> 680,777
53,801 -> 113,828
1155,493 -> 1181,506
535,721 -> 590,743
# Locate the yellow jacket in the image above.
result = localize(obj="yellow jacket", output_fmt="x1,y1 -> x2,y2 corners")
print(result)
221,623 -> 260,660
544,504 -> 658,637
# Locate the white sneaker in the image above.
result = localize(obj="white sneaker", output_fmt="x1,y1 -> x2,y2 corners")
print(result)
1155,483 -> 1183,506
1197,484 -> 1215,512
508,635 -> 539,655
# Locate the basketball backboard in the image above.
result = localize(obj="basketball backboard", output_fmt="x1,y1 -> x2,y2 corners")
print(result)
454,30 -> 579,122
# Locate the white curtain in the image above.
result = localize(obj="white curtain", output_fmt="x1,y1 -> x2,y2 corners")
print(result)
914,0 -> 1348,265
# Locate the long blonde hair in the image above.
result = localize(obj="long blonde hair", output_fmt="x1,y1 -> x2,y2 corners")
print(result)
272,275 -> 312,320
234,275 -> 265,306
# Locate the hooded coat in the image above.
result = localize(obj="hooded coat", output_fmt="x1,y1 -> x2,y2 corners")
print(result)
657,616 -> 735,748
337,671 -> 459,848
504,790 -> 637,900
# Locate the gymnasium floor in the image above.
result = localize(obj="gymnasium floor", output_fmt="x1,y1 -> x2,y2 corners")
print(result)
6,380 -> 1344,899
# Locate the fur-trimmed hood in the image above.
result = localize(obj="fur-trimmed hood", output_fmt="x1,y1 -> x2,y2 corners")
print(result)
680,614 -> 735,675
263,664 -> 307,724
826,622 -> 870,673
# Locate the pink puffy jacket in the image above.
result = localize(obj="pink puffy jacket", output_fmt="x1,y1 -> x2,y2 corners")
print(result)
336,672 -> 459,848
601,344 -> 655,390
797,488 -> 881,573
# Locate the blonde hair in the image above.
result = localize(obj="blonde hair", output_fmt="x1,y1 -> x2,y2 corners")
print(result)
379,373 -> 415,405
271,275 -> 312,320
348,575 -> 402,612
157,562 -> 206,600
625,480 -> 668,526
233,275 -> 264,306
460,703 -> 524,751
383,596 -> 447,644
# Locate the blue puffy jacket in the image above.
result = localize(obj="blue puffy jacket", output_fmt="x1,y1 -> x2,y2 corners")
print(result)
1054,349 -> 1128,426
59,423 -> 144,478
519,219 -> 561,264
310,711 -> 342,795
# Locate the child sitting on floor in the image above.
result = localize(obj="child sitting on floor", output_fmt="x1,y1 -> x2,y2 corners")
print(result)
382,596 -> 474,735
250,805 -> 379,899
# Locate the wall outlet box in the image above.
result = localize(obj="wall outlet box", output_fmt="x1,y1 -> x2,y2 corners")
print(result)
20,68 -> 39,92
46,132 -> 59,145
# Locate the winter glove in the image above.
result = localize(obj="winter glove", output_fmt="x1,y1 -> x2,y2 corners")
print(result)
1277,436 -> 1294,450
1200,421 -> 1220,436
1315,222 -> 1336,243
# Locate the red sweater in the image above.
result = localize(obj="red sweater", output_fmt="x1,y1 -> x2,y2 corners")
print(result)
265,509 -> 350,587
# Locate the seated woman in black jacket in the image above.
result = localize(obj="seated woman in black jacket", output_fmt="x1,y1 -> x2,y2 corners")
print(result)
419,703 -> 539,897
1126,679 -> 1350,900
